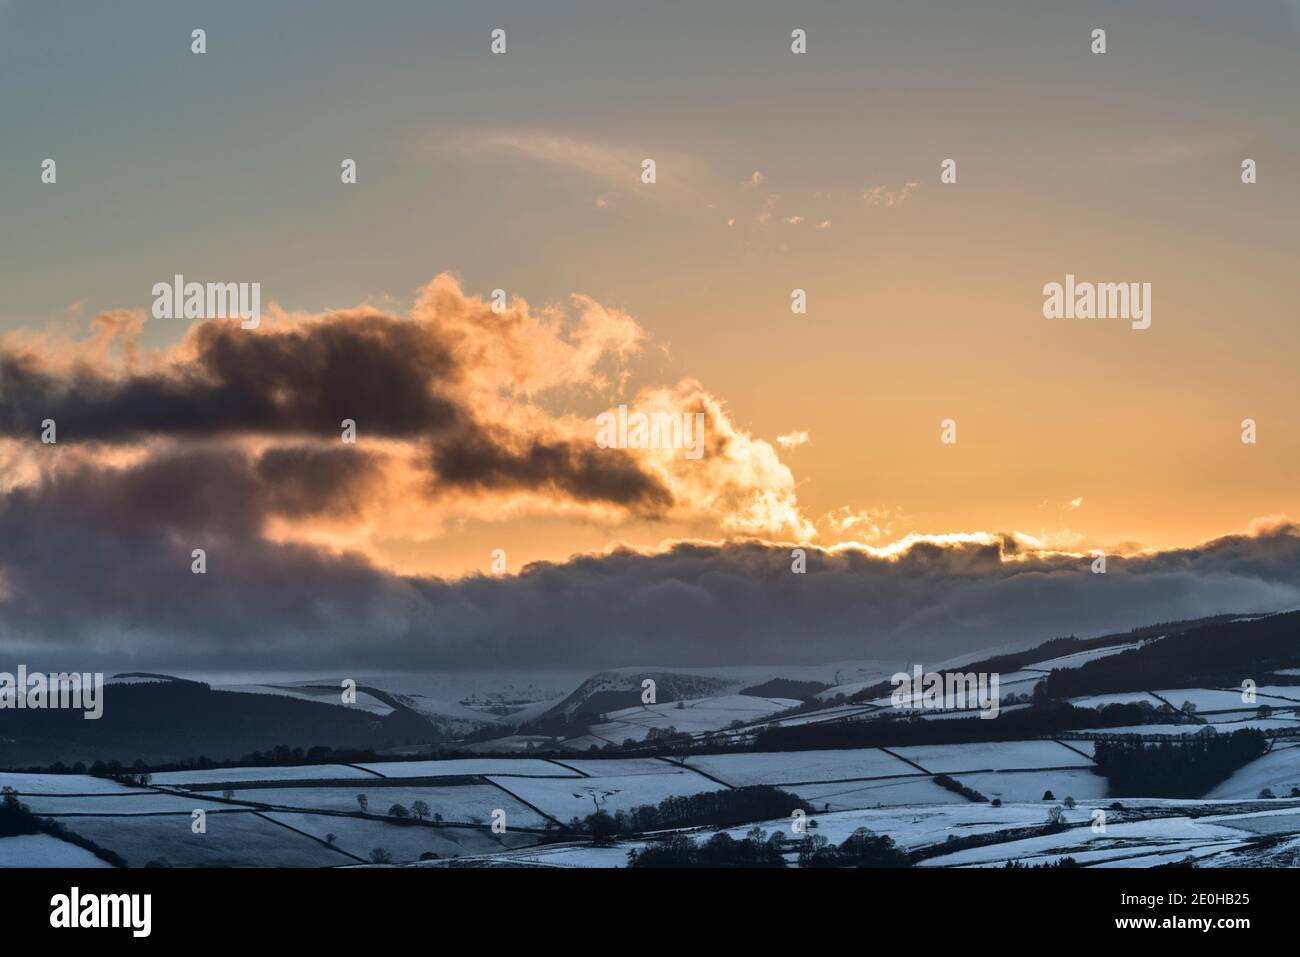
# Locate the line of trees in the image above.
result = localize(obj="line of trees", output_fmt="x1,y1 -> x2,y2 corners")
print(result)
627,826 -> 910,868
573,786 -> 812,839
1092,729 -> 1268,797
0,787 -> 127,867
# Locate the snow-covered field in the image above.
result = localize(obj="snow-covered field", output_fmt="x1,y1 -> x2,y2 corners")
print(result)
224,783 -> 550,827
917,814 -> 1255,868
1022,642 -> 1147,672
261,811 -> 540,863
951,768 -> 1109,803
582,695 -> 802,745
488,768 -> 727,820
7,729 -> 1300,867
57,811 -> 352,867
1206,746 -> 1300,799
0,772 -> 142,795
681,748 -> 918,786
357,758 -> 580,779
722,802 -> 1097,849
887,740 -> 1095,774
0,833 -> 115,867
790,776 -> 963,810
149,764 -> 379,786
12,637 -> 1300,869
17,792 -> 232,815
1073,718 -> 1300,737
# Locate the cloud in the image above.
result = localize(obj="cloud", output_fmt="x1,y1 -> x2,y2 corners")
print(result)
9,278 -> 1296,673
451,132 -> 643,188
0,309 -> 462,442
776,430 -> 809,449
3,485 -> 1299,671
446,132 -> 699,202
820,505 -> 903,542
0,275 -> 815,569
861,181 -> 919,207
429,425 -> 672,510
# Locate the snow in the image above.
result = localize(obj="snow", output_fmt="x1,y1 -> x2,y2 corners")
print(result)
887,740 -> 1096,774
212,682 -> 395,716
416,842 -> 639,868
1023,642 -> 1145,672
918,815 -> 1249,867
555,758 -> 682,777
149,764 -> 378,786
1204,807 -> 1300,835
488,770 -> 727,821
1205,746 -> 1300,799
763,704 -> 879,728
1070,685 -> 1300,715
191,669 -> 586,727
1056,739 -> 1096,758
0,772 -> 142,795
223,783 -> 549,827
18,792 -> 231,815
790,777 -> 963,811
357,758 -> 580,779
721,802 -> 1093,849
261,811 -> 540,863
58,811 -> 351,867
586,694 -> 802,743
1086,843 -> 1247,868
1146,687 -> 1299,714
951,768 -> 1109,803
681,748 -> 918,786
1074,718 -> 1300,736
0,833 -> 115,867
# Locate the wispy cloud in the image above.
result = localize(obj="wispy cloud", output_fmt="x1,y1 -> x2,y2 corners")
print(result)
861,181 -> 919,207
445,131 -> 699,196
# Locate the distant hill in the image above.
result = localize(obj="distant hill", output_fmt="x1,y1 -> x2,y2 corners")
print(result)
0,681 -> 440,767
540,670 -> 732,721
740,678 -> 829,701
1040,610 -> 1300,699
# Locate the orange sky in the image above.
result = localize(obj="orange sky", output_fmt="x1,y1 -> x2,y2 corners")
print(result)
4,3 -> 1298,582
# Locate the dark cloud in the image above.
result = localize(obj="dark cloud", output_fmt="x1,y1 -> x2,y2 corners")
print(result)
0,447 -> 416,665
3,445 -> 1299,673
0,308 -> 672,511
3,301 -> 1298,673
256,445 -> 378,519
0,313 -> 462,441
430,426 -> 673,510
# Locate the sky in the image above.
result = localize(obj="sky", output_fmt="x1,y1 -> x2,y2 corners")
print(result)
1,1 -> 1299,669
